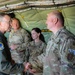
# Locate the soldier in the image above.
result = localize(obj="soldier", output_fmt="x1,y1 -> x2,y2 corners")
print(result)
0,13 -> 26,75
8,18 -> 31,75
25,28 -> 46,75
43,10 -> 75,75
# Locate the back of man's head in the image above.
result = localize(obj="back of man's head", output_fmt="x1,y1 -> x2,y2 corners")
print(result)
51,10 -> 64,25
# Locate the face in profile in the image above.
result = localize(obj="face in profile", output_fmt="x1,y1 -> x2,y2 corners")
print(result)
1,15 -> 11,32
11,19 -> 20,30
31,30 -> 40,40
46,13 -> 54,30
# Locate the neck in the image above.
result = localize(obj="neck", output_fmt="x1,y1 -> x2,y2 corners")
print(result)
51,27 -> 60,34
14,27 -> 20,32
34,38 -> 40,43
14,29 -> 19,32
0,29 -> 5,34
50,24 -> 63,34
14,29 -> 17,32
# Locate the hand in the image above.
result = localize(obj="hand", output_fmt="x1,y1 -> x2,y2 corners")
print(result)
23,62 -> 26,72
29,69 -> 37,74
67,53 -> 74,61
10,44 -> 18,50
25,62 -> 32,70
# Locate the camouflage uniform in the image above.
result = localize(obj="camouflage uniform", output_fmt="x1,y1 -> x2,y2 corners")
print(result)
27,40 -> 46,75
8,28 -> 30,75
0,31 -> 24,75
43,27 -> 75,75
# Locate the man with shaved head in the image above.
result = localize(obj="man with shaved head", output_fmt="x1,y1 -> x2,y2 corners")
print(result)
43,10 -> 75,75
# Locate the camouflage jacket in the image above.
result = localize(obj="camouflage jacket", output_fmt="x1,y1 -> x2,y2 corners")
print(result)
26,40 -> 46,73
8,28 -> 31,63
0,31 -> 24,75
43,27 -> 75,75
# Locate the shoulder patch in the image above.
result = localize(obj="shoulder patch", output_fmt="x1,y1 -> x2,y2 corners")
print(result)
69,49 -> 75,55
0,42 -> 4,50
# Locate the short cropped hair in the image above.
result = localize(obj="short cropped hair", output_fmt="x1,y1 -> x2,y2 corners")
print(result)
52,11 -> 64,25
0,13 -> 7,21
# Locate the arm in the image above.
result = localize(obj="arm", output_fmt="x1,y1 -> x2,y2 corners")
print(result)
37,43 -> 46,63
0,61 -> 24,74
59,37 -> 75,65
26,42 -> 46,73
16,29 -> 31,51
0,40 -> 25,74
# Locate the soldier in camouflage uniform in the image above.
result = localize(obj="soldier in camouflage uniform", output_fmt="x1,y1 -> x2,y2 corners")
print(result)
8,18 -> 31,75
25,28 -> 46,75
0,13 -> 26,75
43,10 -> 75,75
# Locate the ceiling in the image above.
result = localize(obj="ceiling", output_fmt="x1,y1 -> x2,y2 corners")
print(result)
0,0 -> 75,13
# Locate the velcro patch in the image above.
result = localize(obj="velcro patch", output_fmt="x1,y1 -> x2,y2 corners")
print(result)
0,42 -> 4,50
69,49 -> 75,55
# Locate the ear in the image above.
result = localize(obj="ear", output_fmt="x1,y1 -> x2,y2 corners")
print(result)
38,33 -> 40,37
53,17 -> 58,25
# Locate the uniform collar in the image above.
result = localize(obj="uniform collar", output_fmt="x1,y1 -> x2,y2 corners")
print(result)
11,27 -> 21,32
0,31 -> 4,36
52,26 -> 65,39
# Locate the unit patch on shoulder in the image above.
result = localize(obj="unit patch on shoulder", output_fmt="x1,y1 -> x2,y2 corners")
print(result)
0,42 -> 4,50
69,49 -> 75,55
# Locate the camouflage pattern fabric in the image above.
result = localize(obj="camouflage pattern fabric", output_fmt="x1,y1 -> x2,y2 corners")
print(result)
27,40 -> 46,75
8,28 -> 31,75
43,27 -> 75,75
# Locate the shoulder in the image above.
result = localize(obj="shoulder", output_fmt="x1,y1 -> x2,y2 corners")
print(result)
20,28 -> 30,37
57,29 -> 75,50
41,41 -> 46,46
59,28 -> 75,41
20,28 -> 28,34
29,41 -> 34,45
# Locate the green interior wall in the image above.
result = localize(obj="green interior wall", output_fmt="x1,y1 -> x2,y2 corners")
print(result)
5,6 -> 75,43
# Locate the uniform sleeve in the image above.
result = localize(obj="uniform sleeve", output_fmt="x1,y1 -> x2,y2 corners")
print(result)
59,37 -> 75,65
16,29 -> 31,51
0,41 -> 24,74
37,43 -> 46,63
29,43 -> 46,72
